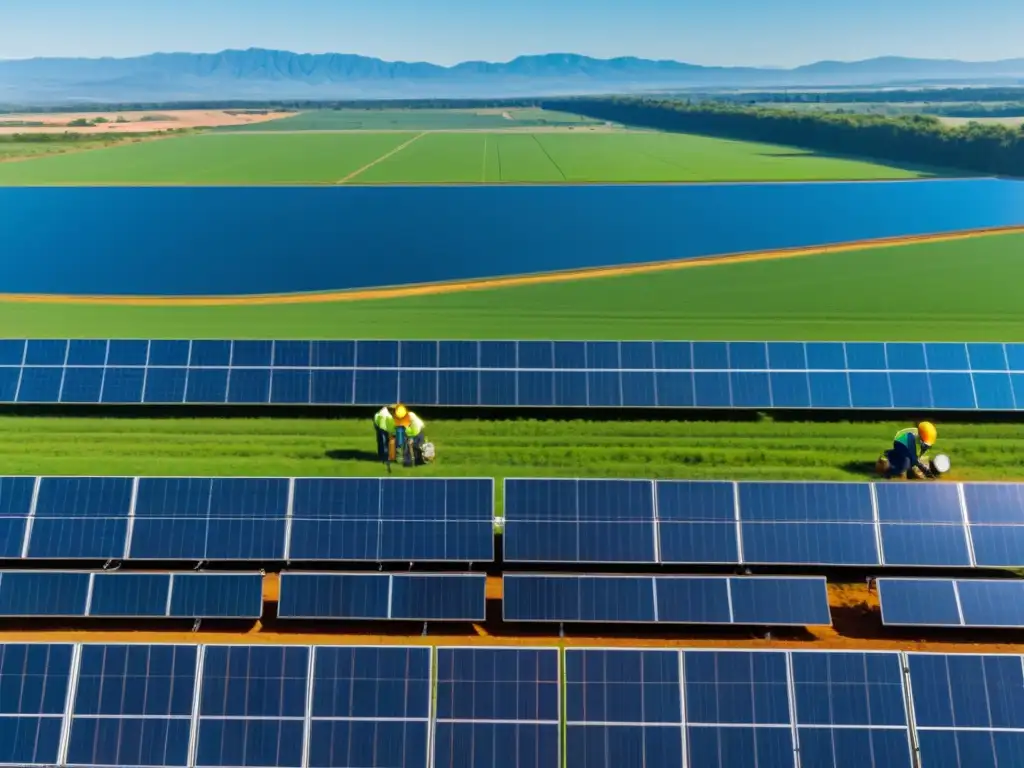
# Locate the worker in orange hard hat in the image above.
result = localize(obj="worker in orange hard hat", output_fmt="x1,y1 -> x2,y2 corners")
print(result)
878,421 -> 938,479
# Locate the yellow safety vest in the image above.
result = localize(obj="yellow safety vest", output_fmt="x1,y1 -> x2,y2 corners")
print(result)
406,412 -> 425,437
373,407 -> 395,433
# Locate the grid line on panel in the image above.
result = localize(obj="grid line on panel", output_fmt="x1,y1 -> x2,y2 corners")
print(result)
165,575 -> 175,617
283,478 -> 296,561
651,480 -> 661,565
733,481 -> 744,564
123,476 -> 140,559
783,650 -> 801,765
951,582 -> 966,627
181,341 -> 193,404
56,339 -> 70,403
56,642 -> 83,767
21,476 -> 41,559
869,483 -> 885,566
677,650 -> 688,768
956,483 -> 978,568
301,645 -> 315,768
84,573 -> 96,616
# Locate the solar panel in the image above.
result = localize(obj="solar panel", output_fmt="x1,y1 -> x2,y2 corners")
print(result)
962,483 -> 1024,567
309,646 -> 431,768
502,575 -> 831,626
0,643 -> 72,766
790,651 -> 914,768
738,482 -> 880,566
434,647 -> 560,768
565,649 -> 906,768
277,572 -> 486,621
906,653 -> 1024,768
67,644 -> 197,768
502,479 -> 656,563
0,571 -> 263,619
505,478 -> 1012,569
5,338 -> 1022,410
26,476 -> 132,560
875,483 -> 972,567
879,578 -> 1024,628
196,645 -> 309,768
289,478 -> 494,562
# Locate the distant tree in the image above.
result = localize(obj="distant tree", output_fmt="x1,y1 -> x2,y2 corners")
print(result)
540,97 -> 1024,176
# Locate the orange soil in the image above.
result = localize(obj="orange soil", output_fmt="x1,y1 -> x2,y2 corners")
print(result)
1,579 -> 1021,653
0,109 -> 294,135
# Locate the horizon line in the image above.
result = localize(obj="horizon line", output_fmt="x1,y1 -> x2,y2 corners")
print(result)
1,48 -> 1021,70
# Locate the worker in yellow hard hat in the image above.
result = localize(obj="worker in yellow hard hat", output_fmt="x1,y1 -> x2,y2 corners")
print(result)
372,404 -> 396,462
879,421 -> 938,479
392,403 -> 427,465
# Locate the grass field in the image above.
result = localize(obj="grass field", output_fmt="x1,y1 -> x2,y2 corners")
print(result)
0,129 -> 934,185
220,107 -> 604,131
0,134 -> 154,162
3,232 -> 1021,340
4,416 -> 1021,492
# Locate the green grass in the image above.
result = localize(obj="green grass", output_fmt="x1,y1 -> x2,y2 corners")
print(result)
2,233 -> 1021,340
219,107 -> 603,132
2,417 -> 1021,507
0,133 -> 412,185
0,129 -> 933,185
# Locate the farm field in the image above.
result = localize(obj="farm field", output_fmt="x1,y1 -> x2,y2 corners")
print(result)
0,129 -> 934,184
219,106 -> 605,131
2,416 -> 1021,492
3,231 -> 1021,340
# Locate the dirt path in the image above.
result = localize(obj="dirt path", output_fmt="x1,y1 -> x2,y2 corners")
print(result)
336,132 -> 426,183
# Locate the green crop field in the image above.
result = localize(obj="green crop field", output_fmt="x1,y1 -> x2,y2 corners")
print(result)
221,107 -> 604,131
3,232 -> 1021,341
2,417 -> 1020,498
0,129 -> 934,185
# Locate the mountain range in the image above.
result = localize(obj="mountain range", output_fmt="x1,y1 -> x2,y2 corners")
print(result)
1,48 -> 1024,104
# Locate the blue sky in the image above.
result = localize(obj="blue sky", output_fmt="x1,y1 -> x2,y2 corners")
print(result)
3,0 -> 1021,66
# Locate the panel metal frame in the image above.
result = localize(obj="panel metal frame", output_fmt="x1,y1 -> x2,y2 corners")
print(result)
501,574 -> 832,627
5,338 -> 1024,411
277,571 -> 487,621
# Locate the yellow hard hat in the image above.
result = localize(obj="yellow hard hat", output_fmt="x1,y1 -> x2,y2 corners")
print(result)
394,404 -> 407,419
918,421 -> 937,445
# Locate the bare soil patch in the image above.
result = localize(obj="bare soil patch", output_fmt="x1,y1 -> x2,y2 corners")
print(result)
0,108 -> 293,135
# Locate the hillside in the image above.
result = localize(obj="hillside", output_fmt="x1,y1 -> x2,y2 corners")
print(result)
1,48 -> 1024,104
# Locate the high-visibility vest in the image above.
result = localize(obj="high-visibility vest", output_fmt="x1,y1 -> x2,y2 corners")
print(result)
894,428 -> 925,457
406,412 -> 425,437
373,407 -> 395,433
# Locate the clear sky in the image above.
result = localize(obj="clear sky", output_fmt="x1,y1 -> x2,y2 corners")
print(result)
3,0 -> 1022,66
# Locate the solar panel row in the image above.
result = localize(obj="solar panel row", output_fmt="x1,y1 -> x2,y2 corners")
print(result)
0,476 -> 494,563
277,572 -> 487,621
502,574 -> 831,626
504,478 -> 1024,567
0,570 -> 262,619
3,338 -> 1023,410
878,577 -> 1024,629
2,642 -> 1014,768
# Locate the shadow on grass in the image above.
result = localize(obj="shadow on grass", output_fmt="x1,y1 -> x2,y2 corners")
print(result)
754,149 -> 966,178
841,460 -> 881,479
325,448 -> 380,462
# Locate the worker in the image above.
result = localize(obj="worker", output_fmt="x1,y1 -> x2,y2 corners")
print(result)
393,404 -> 426,465
881,421 -> 938,479
372,405 -> 396,462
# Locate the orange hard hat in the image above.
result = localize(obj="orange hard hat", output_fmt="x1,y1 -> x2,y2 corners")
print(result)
394,404 -> 407,419
918,421 -> 937,445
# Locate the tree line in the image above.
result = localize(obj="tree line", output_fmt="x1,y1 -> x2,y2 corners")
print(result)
700,86 -> 1024,105
540,97 -> 1024,176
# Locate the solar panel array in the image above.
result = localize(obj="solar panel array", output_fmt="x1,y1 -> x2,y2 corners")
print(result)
277,572 -> 487,621
878,577 -> 1024,629
3,338 -> 1024,410
0,476 -> 495,563
0,570 -> 262,619
503,478 -> 1024,568
12,642 -> 1017,768
502,574 -> 831,626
